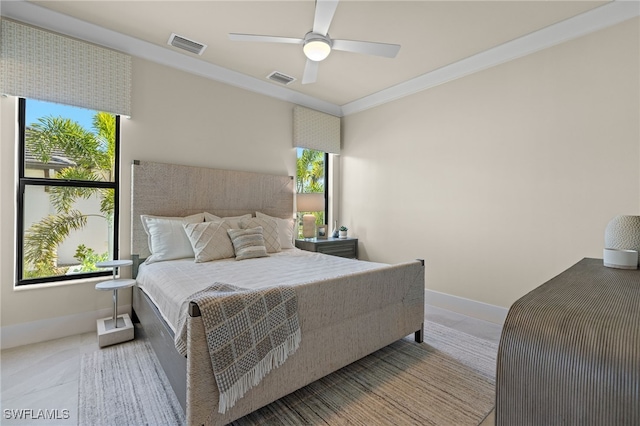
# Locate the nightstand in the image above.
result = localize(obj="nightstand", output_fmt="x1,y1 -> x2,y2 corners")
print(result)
95,260 -> 135,348
295,237 -> 358,259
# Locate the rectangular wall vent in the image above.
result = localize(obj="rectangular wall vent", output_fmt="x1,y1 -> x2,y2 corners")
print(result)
168,33 -> 207,55
267,71 -> 296,86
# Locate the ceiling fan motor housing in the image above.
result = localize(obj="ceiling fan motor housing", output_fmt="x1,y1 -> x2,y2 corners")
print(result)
303,32 -> 332,61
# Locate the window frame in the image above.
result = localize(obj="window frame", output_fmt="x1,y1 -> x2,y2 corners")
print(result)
16,98 -> 121,286
323,152 -> 329,221
296,149 -> 330,240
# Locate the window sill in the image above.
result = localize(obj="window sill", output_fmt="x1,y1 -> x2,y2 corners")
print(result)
13,275 -> 128,291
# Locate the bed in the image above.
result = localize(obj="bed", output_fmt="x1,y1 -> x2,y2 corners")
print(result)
130,160 -> 425,425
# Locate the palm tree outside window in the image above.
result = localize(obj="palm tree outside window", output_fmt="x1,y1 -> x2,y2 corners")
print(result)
17,98 -> 120,285
296,148 -> 328,238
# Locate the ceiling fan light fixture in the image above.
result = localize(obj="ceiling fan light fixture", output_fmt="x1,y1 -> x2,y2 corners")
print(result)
303,34 -> 332,61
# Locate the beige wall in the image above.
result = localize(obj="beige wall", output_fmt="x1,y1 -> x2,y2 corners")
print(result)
1,17 -> 638,333
0,57 -> 296,328
341,18 -> 640,310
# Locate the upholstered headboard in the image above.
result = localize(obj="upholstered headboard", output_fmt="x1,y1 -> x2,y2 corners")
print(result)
131,160 -> 294,259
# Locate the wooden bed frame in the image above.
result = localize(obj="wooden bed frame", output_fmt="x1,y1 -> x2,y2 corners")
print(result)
130,160 -> 425,425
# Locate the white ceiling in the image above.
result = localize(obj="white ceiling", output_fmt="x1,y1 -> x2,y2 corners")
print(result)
3,1 -> 638,115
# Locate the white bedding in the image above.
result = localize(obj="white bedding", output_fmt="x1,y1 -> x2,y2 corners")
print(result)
136,248 -> 388,332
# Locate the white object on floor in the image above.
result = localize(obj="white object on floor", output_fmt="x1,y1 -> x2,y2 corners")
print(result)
95,260 -> 136,347
96,313 -> 134,347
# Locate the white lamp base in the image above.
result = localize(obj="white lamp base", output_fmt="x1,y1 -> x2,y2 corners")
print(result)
603,248 -> 638,270
302,214 -> 316,238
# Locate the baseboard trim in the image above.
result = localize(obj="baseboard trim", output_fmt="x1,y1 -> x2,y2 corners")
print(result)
1,292 -> 508,349
1,304 -> 132,350
425,289 -> 509,325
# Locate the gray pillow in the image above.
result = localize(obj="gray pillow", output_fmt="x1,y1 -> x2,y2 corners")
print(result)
227,227 -> 268,261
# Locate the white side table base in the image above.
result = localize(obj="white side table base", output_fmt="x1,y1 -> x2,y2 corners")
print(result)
95,260 -> 136,348
97,313 -> 134,348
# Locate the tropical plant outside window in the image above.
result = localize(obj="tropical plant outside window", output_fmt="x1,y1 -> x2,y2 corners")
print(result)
17,98 -> 120,285
296,148 -> 326,237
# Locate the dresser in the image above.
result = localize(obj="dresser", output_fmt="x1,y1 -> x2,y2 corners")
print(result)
496,258 -> 639,425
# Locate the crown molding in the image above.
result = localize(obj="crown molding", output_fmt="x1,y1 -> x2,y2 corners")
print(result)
2,0 -> 638,118
342,1 -> 639,116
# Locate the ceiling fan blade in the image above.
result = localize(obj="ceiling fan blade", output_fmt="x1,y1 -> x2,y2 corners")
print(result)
332,39 -> 401,58
302,59 -> 319,84
312,0 -> 339,36
228,33 -> 304,45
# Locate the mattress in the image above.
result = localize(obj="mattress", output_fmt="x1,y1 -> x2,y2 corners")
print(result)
136,248 -> 388,333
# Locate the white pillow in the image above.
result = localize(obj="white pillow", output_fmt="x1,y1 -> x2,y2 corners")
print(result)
204,212 -> 251,228
183,221 -> 235,263
256,212 -> 295,249
141,213 -> 204,264
241,217 -> 281,253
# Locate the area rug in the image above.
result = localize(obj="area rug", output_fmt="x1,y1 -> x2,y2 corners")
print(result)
79,321 -> 498,426
78,340 -> 184,426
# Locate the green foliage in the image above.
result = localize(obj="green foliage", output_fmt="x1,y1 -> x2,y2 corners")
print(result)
23,261 -> 61,279
23,110 -> 116,279
49,169 -> 100,213
28,116 -> 107,171
92,112 -> 116,177
73,244 -> 109,272
296,149 -> 326,237
296,149 -> 325,193
23,210 -> 88,273
99,188 -> 115,222
340,226 -> 348,231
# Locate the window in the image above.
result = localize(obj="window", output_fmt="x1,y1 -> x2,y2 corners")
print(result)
17,98 -> 120,285
296,148 -> 328,236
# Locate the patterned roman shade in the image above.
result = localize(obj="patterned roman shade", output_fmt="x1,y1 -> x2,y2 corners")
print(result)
0,19 -> 132,116
293,105 -> 340,154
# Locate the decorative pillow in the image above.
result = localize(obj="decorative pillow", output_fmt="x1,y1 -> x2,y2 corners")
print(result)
183,221 -> 234,263
255,212 -> 295,249
141,213 -> 204,264
240,217 -> 281,253
204,212 -> 251,228
227,227 -> 268,261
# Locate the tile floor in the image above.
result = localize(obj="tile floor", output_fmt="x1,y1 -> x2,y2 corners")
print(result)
1,305 -> 502,426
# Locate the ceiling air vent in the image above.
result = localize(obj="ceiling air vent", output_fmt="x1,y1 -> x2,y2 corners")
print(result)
168,33 -> 207,55
267,71 -> 296,86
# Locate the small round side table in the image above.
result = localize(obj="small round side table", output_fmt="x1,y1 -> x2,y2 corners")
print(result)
95,260 -> 136,348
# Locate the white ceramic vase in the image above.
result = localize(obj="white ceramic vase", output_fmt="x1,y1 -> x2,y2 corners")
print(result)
339,230 -> 347,239
604,215 -> 640,266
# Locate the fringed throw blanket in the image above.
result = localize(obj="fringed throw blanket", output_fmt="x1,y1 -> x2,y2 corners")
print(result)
175,283 -> 301,414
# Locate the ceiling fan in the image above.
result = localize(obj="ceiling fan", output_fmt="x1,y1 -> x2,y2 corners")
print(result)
228,0 -> 401,84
